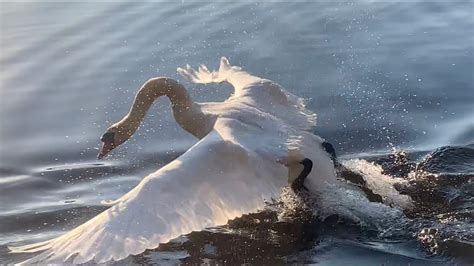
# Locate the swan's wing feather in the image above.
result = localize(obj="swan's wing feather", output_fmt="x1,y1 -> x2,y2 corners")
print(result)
178,57 -> 260,90
10,120 -> 288,264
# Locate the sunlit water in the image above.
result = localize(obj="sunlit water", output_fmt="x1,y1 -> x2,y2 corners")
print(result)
0,2 -> 473,264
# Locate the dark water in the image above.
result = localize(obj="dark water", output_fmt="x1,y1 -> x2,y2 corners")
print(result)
0,2 -> 473,265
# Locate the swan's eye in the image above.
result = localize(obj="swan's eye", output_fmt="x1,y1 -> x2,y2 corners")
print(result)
101,132 -> 115,142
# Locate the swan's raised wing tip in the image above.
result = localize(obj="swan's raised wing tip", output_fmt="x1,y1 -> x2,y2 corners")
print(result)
220,56 -> 229,63
176,67 -> 185,75
177,66 -> 197,82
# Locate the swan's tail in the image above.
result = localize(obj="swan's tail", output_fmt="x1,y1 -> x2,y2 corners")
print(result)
177,56 -> 242,84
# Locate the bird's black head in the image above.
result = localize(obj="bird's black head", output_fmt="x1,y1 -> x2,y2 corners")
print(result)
322,141 -> 337,162
300,158 -> 313,168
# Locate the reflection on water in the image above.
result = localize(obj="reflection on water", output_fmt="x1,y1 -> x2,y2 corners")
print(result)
0,1 -> 473,264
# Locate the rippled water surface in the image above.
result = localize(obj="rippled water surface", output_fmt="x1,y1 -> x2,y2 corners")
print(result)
1,2 -> 473,264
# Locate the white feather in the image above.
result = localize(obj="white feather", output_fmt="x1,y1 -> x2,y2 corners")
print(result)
10,57 -> 336,264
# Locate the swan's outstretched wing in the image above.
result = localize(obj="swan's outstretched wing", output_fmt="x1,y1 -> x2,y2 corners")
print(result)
10,119 -> 289,264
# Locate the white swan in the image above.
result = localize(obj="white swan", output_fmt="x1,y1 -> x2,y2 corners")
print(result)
10,57 -> 336,264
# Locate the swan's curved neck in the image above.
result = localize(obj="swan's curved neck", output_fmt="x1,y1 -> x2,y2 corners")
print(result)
120,77 -> 213,138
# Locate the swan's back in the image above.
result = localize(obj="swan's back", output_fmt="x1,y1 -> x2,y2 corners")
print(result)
229,79 -> 317,131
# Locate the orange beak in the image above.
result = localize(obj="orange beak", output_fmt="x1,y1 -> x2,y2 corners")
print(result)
98,140 -> 115,159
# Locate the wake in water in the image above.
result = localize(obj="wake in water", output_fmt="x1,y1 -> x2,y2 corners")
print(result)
259,145 -> 473,263
160,145 -> 472,264
328,146 -> 474,261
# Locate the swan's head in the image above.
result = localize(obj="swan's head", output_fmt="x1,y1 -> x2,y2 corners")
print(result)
98,121 -> 137,159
